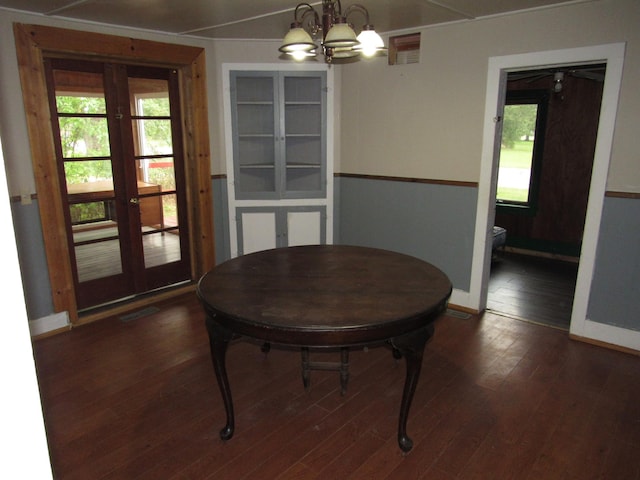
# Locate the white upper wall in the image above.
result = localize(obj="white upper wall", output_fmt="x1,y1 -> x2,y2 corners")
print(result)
338,0 -> 639,192
0,0 -> 638,194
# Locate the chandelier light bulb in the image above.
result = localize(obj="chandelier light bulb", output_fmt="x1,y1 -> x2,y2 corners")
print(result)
291,50 -> 313,61
356,28 -> 384,57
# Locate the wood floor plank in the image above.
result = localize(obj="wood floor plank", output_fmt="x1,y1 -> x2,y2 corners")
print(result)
31,293 -> 640,479
487,253 -> 577,329
311,430 -> 388,479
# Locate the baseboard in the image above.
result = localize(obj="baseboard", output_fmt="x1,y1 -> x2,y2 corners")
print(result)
29,311 -> 70,338
446,303 -> 479,316
504,246 -> 579,264
449,288 -> 474,311
570,319 -> 640,356
75,283 -> 196,327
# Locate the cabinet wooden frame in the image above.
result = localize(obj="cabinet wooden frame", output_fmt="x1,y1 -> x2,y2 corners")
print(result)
13,23 -> 214,323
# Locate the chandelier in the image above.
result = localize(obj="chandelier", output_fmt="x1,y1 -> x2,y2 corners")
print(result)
279,0 -> 386,63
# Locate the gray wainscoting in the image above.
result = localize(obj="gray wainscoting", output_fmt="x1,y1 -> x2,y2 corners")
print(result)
10,200 -> 54,319
335,176 -> 477,291
587,196 -> 640,332
212,177 -> 230,264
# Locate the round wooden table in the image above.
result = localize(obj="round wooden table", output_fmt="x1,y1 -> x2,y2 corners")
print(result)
197,244 -> 452,452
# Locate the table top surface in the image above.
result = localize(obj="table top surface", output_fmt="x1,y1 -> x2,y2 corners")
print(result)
197,245 -> 452,345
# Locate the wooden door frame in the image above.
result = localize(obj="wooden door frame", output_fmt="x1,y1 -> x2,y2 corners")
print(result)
14,23 -> 215,324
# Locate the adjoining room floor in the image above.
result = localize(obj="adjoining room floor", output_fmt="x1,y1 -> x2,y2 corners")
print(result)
487,252 -> 579,330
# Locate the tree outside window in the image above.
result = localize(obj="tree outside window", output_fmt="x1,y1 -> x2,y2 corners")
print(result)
497,90 -> 549,211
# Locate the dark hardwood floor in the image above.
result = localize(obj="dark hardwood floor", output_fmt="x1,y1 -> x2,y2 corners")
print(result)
488,252 -> 579,330
33,293 -> 640,479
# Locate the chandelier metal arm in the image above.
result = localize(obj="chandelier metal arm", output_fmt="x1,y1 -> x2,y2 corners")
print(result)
329,0 -> 343,17
294,3 -> 321,30
342,4 -> 371,26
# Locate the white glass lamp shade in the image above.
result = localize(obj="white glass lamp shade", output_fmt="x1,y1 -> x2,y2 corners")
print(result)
323,21 -> 359,49
279,26 -> 318,56
355,28 -> 385,57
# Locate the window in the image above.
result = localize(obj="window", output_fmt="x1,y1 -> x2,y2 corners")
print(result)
497,89 -> 549,212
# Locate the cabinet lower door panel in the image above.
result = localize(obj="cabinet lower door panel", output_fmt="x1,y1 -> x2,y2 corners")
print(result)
287,211 -> 322,247
240,211 -> 277,255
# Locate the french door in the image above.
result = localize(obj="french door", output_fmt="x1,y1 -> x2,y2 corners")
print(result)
44,58 -> 191,310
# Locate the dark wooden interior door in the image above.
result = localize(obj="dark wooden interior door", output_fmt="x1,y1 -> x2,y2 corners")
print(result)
45,58 -> 191,310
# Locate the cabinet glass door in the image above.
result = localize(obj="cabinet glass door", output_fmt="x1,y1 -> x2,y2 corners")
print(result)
232,74 -> 278,197
231,71 -> 326,200
283,75 -> 324,196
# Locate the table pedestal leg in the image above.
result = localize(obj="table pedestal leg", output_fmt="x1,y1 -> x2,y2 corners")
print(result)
391,324 -> 434,453
205,316 -> 235,441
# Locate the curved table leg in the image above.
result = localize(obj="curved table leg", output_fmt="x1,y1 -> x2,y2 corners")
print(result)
205,316 -> 235,441
391,324 -> 435,453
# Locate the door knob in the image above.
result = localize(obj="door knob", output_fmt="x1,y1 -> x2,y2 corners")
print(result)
129,197 -> 139,205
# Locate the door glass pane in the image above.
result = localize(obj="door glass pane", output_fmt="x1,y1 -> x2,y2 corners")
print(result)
54,68 -> 123,283
142,193 -> 182,268
143,229 -> 182,268
74,233 -> 123,282
141,193 -> 182,267
132,117 -> 173,156
138,186 -> 164,229
64,160 -> 113,186
58,117 -> 110,158
130,77 -> 183,267
56,94 -> 106,114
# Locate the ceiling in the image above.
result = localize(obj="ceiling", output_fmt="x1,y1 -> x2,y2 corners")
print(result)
0,0 -> 594,40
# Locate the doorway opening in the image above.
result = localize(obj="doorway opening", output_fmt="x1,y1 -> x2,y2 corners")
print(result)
470,43 -> 626,342
487,64 -> 605,330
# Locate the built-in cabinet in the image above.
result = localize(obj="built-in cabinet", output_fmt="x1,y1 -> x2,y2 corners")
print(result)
225,66 -> 332,257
